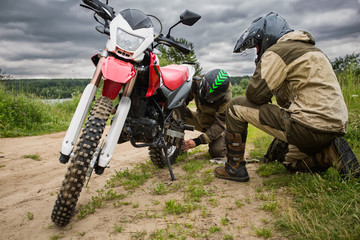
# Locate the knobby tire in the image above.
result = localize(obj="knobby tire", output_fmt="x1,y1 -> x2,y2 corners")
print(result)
51,97 -> 112,226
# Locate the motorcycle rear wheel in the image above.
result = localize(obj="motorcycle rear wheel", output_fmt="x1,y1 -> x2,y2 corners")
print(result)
149,108 -> 184,168
51,97 -> 112,226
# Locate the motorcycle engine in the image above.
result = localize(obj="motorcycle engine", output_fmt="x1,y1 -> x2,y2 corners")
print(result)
118,97 -> 161,143
129,117 -> 159,141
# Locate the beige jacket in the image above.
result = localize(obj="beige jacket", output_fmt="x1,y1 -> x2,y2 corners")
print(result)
246,30 -> 348,134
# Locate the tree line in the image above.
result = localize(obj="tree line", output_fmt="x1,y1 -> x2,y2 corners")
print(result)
0,77 -> 250,99
1,47 -> 357,99
1,78 -> 89,99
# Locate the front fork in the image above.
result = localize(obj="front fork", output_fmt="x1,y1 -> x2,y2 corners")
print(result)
59,50 -> 135,166
59,51 -> 106,163
97,76 -> 136,168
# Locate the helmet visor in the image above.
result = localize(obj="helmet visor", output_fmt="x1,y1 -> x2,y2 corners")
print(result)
199,78 -> 208,102
234,28 -> 260,53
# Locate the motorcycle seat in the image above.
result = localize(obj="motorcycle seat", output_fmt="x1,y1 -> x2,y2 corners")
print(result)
160,64 -> 189,91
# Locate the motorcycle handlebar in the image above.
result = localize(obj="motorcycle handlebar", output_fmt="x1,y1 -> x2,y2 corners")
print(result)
81,0 -> 115,21
81,1 -> 192,55
155,35 -> 191,55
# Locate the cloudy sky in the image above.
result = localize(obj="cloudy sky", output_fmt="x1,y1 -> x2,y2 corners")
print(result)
0,0 -> 359,78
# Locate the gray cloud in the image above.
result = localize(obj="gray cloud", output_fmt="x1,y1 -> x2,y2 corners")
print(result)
0,0 -> 359,78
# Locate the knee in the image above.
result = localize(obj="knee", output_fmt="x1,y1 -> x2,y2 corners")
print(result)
226,97 -> 247,117
208,139 -> 226,158
209,147 -> 225,158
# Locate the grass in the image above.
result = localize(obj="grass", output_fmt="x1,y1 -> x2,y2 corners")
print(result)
151,182 -> 168,195
260,201 -> 278,212
220,216 -> 230,226
113,224 -> 123,233
73,149 -> 235,238
0,84 -> 80,137
51,118 -> 358,239
256,160 -> 287,177
149,224 -> 188,240
223,234 -> 234,240
338,67 -> 360,157
257,162 -> 360,239
164,199 -> 197,215
276,172 -> 360,239
49,234 -> 64,240
78,189 -> 126,219
247,124 -> 273,159
253,226 -> 272,239
27,212 -> 34,220
2,62 -> 359,239
23,153 -> 41,161
209,225 -> 221,234
105,161 -> 157,189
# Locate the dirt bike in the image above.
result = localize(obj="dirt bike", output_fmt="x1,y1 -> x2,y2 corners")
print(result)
51,0 -> 200,226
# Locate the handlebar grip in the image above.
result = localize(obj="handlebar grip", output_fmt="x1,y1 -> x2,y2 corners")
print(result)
82,0 -> 115,20
155,36 -> 192,55
82,0 -> 100,10
174,42 -> 191,55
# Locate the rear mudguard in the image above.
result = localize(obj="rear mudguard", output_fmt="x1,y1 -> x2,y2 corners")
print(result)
60,83 -> 97,156
98,96 -> 131,167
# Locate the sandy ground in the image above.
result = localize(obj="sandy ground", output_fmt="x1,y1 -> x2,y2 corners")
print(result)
0,129 -> 285,240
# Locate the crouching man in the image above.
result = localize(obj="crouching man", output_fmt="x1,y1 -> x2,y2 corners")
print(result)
214,12 -> 359,182
181,69 -> 232,160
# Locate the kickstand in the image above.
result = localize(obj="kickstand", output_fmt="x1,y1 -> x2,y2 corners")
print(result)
163,146 -> 175,181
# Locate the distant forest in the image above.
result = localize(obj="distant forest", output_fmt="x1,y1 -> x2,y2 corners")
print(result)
230,75 -> 251,85
1,76 -> 250,99
1,79 -> 90,99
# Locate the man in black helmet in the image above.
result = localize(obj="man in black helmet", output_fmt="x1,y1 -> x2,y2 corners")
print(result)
214,12 -> 359,182
181,69 -> 232,159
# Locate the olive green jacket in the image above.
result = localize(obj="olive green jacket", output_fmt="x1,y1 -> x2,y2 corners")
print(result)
185,79 -> 232,144
246,30 -> 348,134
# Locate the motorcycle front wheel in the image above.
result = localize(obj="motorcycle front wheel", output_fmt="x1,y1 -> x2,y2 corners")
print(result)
51,97 -> 112,226
149,108 -> 184,168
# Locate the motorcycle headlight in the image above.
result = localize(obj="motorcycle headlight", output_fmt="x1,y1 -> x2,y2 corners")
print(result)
116,28 -> 144,52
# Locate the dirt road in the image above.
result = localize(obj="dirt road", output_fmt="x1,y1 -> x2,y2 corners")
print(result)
0,130 -> 281,240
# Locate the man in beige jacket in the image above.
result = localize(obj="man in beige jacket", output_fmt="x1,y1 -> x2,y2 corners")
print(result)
214,12 -> 359,182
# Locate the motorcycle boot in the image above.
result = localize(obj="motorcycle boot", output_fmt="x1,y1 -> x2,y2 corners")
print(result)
214,130 -> 249,182
332,137 -> 360,179
283,137 -> 360,180
262,138 -> 288,163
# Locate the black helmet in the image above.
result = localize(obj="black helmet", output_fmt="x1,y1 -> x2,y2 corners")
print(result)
233,12 -> 293,62
199,69 -> 230,103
